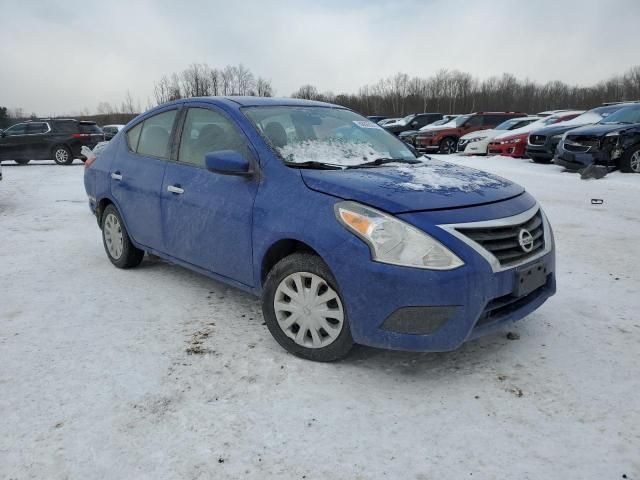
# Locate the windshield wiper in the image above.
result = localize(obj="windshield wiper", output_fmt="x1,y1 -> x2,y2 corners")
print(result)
343,157 -> 422,169
284,161 -> 343,170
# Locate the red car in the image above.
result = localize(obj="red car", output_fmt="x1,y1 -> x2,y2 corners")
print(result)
488,111 -> 583,158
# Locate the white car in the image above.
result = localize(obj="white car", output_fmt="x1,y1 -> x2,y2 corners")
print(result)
457,116 -> 540,155
101,124 -> 126,140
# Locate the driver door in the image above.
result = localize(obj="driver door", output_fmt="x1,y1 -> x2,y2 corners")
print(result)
160,104 -> 259,286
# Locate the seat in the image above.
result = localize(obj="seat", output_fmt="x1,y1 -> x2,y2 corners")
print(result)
140,125 -> 170,158
264,122 -> 288,148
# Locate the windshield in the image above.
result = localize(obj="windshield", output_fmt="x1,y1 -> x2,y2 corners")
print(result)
244,106 -> 418,167
453,115 -> 471,126
599,106 -> 640,125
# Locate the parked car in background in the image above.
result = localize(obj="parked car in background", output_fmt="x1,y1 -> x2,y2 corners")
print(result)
383,113 -> 444,136
526,104 -> 632,163
84,97 -> 555,361
398,116 -> 455,145
487,111 -> 584,158
0,119 -> 104,165
555,103 -> 640,173
414,112 -> 526,154
378,118 -> 400,126
102,124 -> 125,141
457,116 -> 540,155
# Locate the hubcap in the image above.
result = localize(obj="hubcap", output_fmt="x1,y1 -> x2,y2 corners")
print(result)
103,213 -> 124,259
631,151 -> 640,173
273,272 -> 344,349
55,149 -> 69,163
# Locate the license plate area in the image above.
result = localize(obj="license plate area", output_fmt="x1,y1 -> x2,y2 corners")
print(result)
514,262 -> 548,297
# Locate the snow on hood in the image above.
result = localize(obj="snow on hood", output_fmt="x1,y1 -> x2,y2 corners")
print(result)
554,111 -> 602,127
277,139 -> 389,167
419,120 -> 456,131
300,157 -> 524,213
392,159 -> 509,192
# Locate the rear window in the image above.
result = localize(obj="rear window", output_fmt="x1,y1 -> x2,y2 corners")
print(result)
53,121 -> 78,133
79,123 -> 102,134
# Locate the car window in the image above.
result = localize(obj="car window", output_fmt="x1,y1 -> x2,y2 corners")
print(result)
54,121 -> 77,133
4,123 -> 28,136
466,116 -> 483,127
136,110 -> 177,159
26,122 -> 48,134
79,123 -> 102,134
126,123 -> 143,151
178,107 -> 252,167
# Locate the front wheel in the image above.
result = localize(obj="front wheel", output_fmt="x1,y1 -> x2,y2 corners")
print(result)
531,157 -> 552,164
620,146 -> 640,173
101,204 -> 144,268
262,253 -> 354,362
439,137 -> 458,154
53,146 -> 73,165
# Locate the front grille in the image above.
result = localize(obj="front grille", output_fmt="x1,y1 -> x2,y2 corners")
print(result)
564,136 -> 600,152
529,134 -> 546,145
475,276 -> 551,328
456,209 -> 545,267
457,139 -> 469,151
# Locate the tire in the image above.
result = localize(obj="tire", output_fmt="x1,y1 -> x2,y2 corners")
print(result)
531,156 -> 552,164
619,145 -> 640,173
262,253 -> 354,362
14,159 -> 30,165
52,145 -> 73,165
101,204 -> 144,269
439,137 -> 458,155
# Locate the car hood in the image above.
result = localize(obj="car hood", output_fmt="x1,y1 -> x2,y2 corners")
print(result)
417,126 -> 456,135
565,122 -> 640,137
529,123 -> 588,136
300,158 -> 524,213
460,129 -> 495,140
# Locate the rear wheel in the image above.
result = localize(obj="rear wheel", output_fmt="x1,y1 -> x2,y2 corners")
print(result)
262,253 -> 354,362
14,159 -> 30,165
439,137 -> 458,154
620,146 -> 640,173
101,204 -> 144,268
53,146 -> 73,165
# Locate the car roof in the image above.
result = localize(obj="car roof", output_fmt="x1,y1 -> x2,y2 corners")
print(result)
185,96 -> 338,108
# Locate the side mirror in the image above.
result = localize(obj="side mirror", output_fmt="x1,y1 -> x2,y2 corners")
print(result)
410,121 -> 418,127
205,150 -> 253,176
0,130 -> 5,137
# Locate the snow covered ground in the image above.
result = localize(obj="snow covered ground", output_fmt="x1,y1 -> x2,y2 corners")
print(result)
1,156 -> 638,479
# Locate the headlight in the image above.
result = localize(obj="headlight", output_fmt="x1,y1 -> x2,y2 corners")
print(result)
335,201 -> 464,270
468,136 -> 486,143
605,130 -> 621,137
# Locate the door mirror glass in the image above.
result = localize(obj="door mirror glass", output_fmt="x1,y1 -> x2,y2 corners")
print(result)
410,121 -> 418,127
205,150 -> 252,176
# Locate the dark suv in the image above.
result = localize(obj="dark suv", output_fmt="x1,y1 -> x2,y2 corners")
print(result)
0,119 -> 104,165
383,113 -> 444,136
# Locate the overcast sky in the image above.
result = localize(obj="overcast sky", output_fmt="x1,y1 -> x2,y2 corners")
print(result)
1,0 -> 639,116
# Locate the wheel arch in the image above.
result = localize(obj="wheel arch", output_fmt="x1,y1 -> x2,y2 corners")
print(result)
260,238 -> 322,286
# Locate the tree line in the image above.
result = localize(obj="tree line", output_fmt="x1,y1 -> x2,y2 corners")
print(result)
291,65 -> 640,116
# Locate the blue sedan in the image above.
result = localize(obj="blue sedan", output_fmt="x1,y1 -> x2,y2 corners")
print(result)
84,97 -> 556,361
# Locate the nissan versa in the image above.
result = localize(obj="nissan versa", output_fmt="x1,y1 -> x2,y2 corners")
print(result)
83,97 -> 556,361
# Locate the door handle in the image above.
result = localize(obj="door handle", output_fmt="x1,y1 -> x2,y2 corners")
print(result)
111,171 -> 122,181
167,185 -> 184,194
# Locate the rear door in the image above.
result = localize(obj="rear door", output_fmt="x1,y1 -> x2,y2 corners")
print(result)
110,107 -> 179,251
25,122 -> 50,158
160,104 -> 259,286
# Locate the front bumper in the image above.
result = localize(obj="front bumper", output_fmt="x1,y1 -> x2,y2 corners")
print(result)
554,144 -> 608,171
525,141 -> 559,161
487,141 -> 526,157
325,199 -> 556,352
